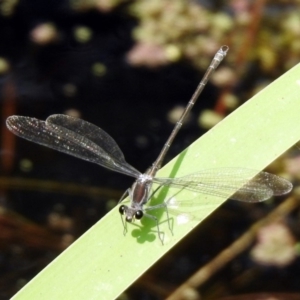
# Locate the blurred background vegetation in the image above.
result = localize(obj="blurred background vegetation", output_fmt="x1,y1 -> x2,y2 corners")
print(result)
1,0 -> 300,299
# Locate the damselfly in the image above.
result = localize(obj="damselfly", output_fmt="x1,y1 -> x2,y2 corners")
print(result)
6,46 -> 292,243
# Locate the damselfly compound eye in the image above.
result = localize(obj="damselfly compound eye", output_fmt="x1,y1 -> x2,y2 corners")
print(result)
135,210 -> 143,220
119,205 -> 126,215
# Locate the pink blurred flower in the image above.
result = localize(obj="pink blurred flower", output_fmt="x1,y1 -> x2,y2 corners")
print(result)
251,222 -> 297,267
126,43 -> 170,68
30,23 -> 58,45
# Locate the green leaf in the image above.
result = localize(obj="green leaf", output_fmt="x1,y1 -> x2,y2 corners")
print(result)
12,63 -> 300,299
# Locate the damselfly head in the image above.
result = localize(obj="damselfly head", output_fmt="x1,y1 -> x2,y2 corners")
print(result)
119,205 -> 143,222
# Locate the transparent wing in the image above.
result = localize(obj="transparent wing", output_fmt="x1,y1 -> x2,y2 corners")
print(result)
6,115 -> 141,178
46,114 -> 126,162
153,168 -> 292,202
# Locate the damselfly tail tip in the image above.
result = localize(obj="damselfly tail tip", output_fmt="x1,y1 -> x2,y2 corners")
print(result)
220,45 -> 229,55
